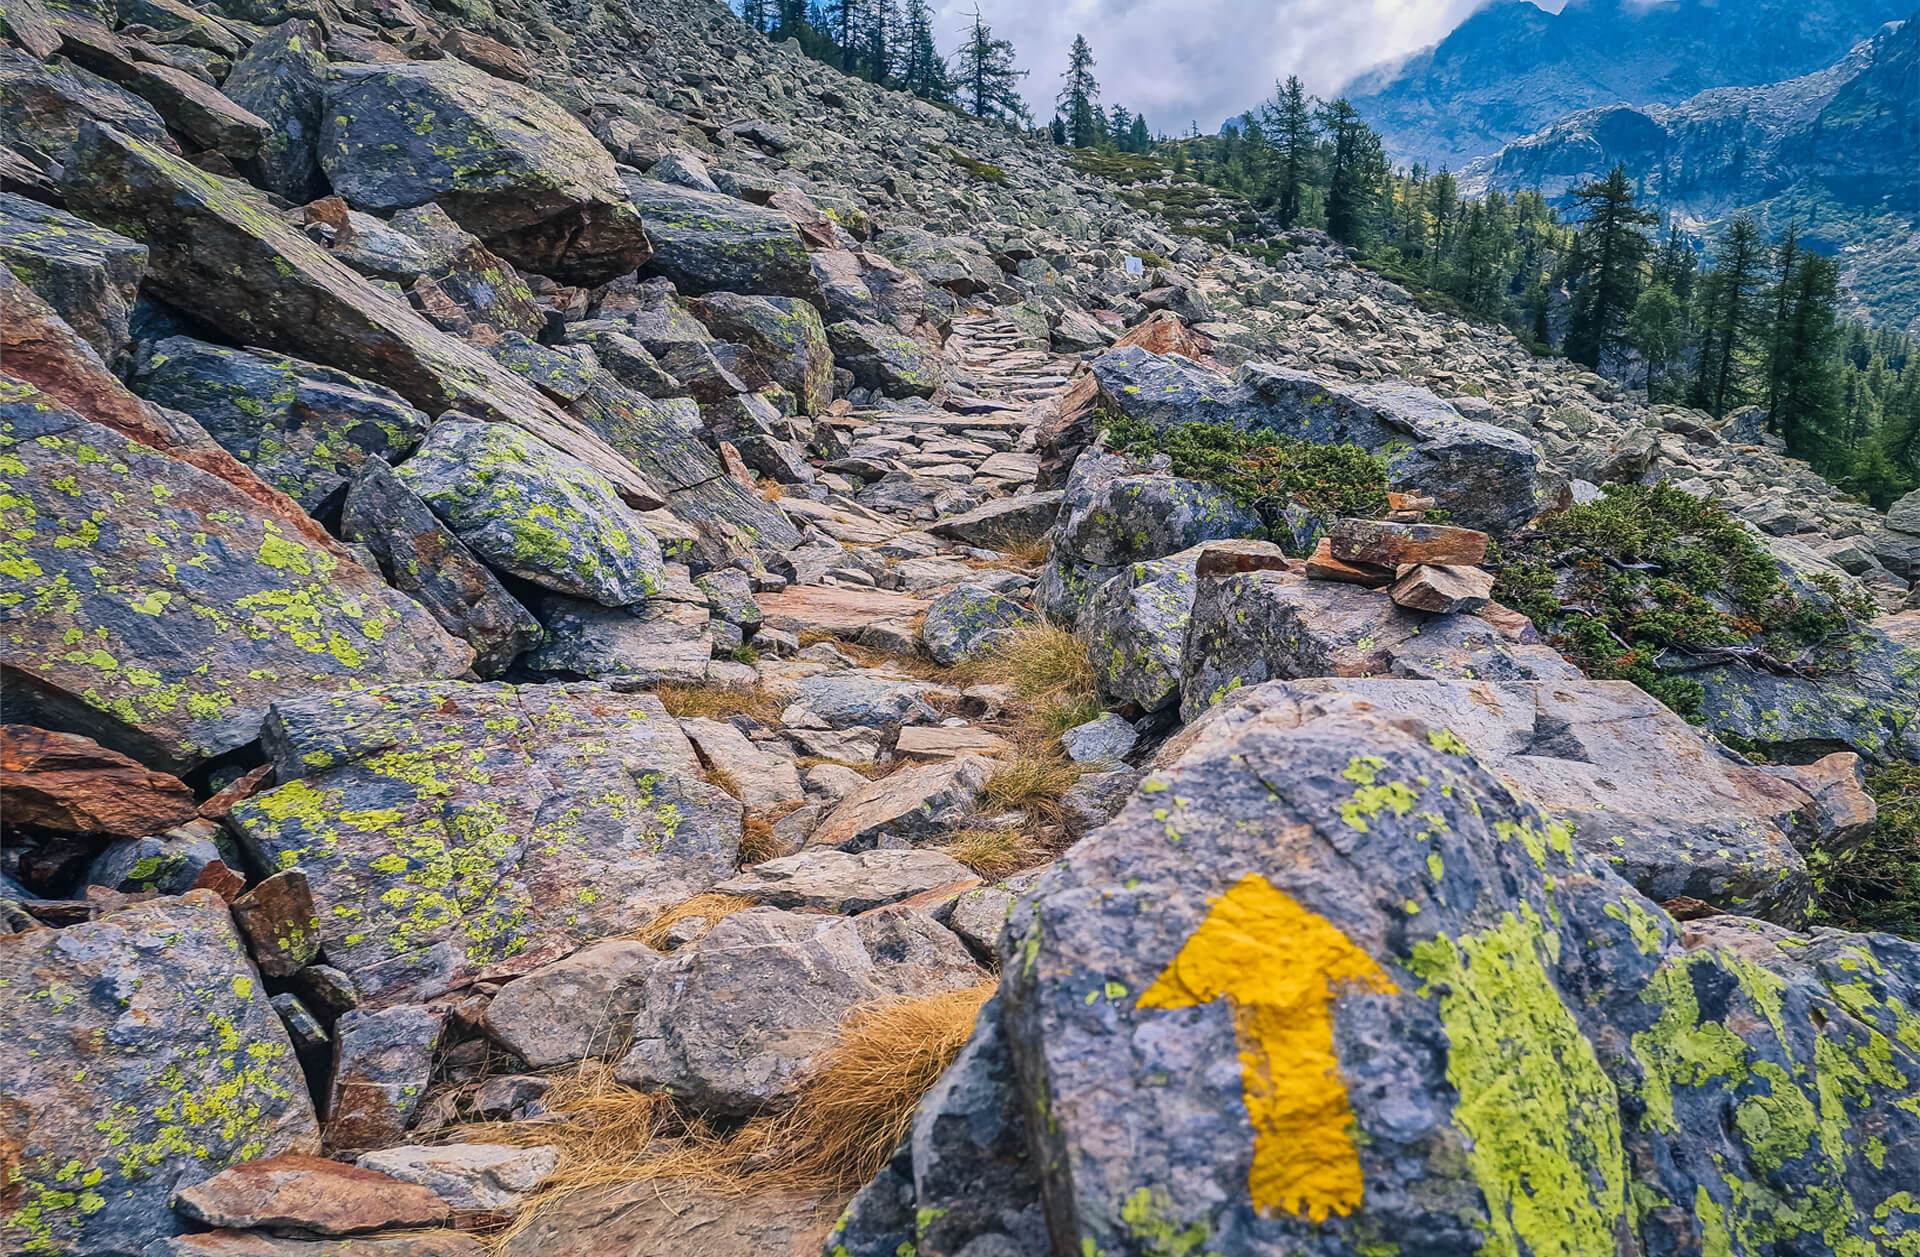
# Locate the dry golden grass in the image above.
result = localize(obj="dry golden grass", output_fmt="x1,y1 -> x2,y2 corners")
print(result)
702,766 -> 743,799
975,623 -> 1097,704
981,750 -> 1083,829
653,682 -> 782,724
794,755 -> 894,781
962,535 -> 1051,570
628,893 -> 759,950
739,803 -> 805,867
471,983 -> 995,1249
941,827 -> 1040,880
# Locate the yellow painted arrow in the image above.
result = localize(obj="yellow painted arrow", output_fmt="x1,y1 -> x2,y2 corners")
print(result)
1136,873 -> 1396,1224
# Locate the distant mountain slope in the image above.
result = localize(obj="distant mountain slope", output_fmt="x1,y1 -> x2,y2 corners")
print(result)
1459,17 -> 1920,332
1342,0 -> 1909,171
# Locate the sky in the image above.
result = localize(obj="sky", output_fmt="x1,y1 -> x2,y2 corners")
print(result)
931,0 -> 1563,134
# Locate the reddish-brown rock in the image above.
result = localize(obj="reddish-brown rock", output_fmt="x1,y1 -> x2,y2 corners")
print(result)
1328,518 -> 1490,568
230,869 -> 322,977
1302,538 -> 1394,587
173,1154 -> 449,1235
199,763 -> 278,820
1112,310 -> 1213,361
0,724 -> 199,836
1388,563 -> 1495,614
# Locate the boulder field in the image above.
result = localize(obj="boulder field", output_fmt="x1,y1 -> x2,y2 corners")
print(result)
0,0 -> 1915,1253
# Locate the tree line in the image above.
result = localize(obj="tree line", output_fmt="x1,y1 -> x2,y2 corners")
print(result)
730,7 -> 1918,506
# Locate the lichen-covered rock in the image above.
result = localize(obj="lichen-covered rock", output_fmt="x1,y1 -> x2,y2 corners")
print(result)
1081,551 -> 1201,713
339,459 -> 541,678
1,47 -> 177,158
388,202 -> 547,339
397,416 -> 664,607
481,939 -> 661,1068
921,583 -> 1031,666
1172,677 -> 1842,920
136,337 -> 430,515
0,191 -> 147,366
227,682 -> 739,1007
625,176 -> 818,299
0,384 -> 472,773
0,891 -> 319,1255
804,756 -> 992,851
1039,460 -> 1262,626
1178,568 -> 1572,723
320,60 -> 651,285
715,848 -> 977,913
1687,611 -> 1920,764
827,319 -> 944,398
119,61 -> 270,159
929,491 -> 1063,549
612,906 -> 982,1114
874,694 -> 1920,1257
58,122 -> 664,508
221,18 -> 328,201
326,1004 -> 443,1153
687,291 -> 834,415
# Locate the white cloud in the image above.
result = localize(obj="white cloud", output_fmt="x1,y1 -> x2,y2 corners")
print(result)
933,0 -> 1519,133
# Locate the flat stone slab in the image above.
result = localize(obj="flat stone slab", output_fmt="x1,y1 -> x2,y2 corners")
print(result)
756,585 -> 929,635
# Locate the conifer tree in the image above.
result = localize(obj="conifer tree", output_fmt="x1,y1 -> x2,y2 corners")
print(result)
1108,104 -> 1131,147
1771,251 -> 1844,463
1261,76 -> 1315,228
956,6 -> 1029,125
1050,114 -> 1067,145
1627,283 -> 1684,401
894,0 -> 952,101
1317,97 -> 1377,246
1127,112 -> 1151,154
1764,226 -> 1802,420
1563,165 -> 1657,371
1057,35 -> 1101,148
1692,215 -> 1768,420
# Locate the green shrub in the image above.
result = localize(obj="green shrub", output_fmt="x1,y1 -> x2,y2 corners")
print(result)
1492,483 -> 1874,718
1103,416 -> 1389,522
945,150 -> 1006,183
1810,764 -> 1920,938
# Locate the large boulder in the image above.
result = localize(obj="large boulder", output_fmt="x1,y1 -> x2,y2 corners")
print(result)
0,723 -> 199,837
339,460 -> 541,677
319,60 -> 651,285
57,122 -> 664,508
612,906 -> 982,1114
1169,677 -> 1843,920
686,292 -> 834,415
0,191 -> 147,366
1179,567 -> 1577,722
1,47 -> 176,158
860,694 -> 1920,1257
921,583 -> 1031,666
221,18 -> 328,202
135,337 -> 430,516
0,892 -> 320,1255
526,568 -> 713,685
827,319 -> 945,399
1038,453 -> 1262,625
396,416 -> 665,607
1686,610 -> 1920,764
226,682 -> 741,1008
1089,347 -> 1544,534
0,385 -> 472,774
624,176 -> 818,299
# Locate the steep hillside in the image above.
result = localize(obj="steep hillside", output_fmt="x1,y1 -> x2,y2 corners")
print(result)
1343,0 -> 1909,171
1459,16 -> 1920,331
2,0 -> 1919,1253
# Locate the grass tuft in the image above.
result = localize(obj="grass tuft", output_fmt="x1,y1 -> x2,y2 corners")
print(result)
469,983 -> 994,1246
981,750 -> 1083,829
654,682 -> 782,724
941,827 -> 1040,880
629,894 -> 760,950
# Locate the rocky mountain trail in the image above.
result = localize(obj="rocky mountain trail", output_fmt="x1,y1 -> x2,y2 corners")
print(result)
1,0 -> 1917,1252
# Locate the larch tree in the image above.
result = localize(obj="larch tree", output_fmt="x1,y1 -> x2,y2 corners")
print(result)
956,6 -> 1029,125
1057,34 -> 1101,148
1563,165 -> 1657,372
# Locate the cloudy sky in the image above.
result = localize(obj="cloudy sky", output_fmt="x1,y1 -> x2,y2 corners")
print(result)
932,0 -> 1560,134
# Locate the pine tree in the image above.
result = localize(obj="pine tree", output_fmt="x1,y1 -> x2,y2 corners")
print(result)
1563,165 -> 1657,371
894,0 -> 951,101
824,0 -> 859,52
740,0 -> 771,32
1057,35 -> 1100,148
1691,215 -> 1768,420
1127,112 -> 1150,154
1771,251 -> 1844,464
1258,76 -> 1315,228
956,6 -> 1029,125
855,0 -> 897,82
1627,283 -> 1684,401
1050,114 -> 1067,145
1764,226 -> 1801,420
1317,97 -> 1377,246
1108,104 -> 1131,149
